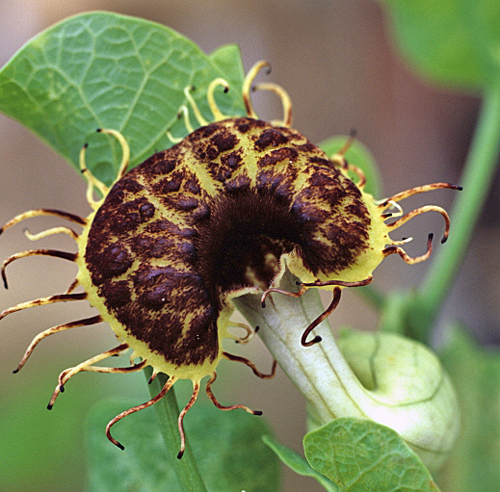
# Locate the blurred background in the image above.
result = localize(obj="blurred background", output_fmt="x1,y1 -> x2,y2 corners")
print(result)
0,1 -> 498,491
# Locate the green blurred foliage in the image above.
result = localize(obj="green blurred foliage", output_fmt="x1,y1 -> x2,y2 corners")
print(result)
378,0 -> 500,92
87,398 -> 281,492
438,327 -> 500,492
0,364 -> 147,492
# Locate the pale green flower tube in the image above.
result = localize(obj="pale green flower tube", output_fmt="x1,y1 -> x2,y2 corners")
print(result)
234,269 -> 460,473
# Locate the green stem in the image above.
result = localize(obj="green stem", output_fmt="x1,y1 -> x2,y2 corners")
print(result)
411,82 -> 500,341
144,368 -> 208,492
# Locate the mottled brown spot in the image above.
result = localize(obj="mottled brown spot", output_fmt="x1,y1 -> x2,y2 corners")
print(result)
139,202 -> 155,219
207,161 -> 233,183
296,143 -> 317,154
104,181 -> 146,211
105,198 -> 154,234
258,147 -> 298,168
220,151 -> 242,170
156,176 -> 182,194
256,170 -> 285,192
291,195 -> 329,223
101,280 -> 131,308
144,219 -> 170,233
191,125 -> 238,163
254,128 -> 289,150
198,124 -> 218,139
144,219 -> 196,239
224,173 -> 251,194
237,122 -> 250,133
345,202 -> 367,220
211,132 -> 238,153
176,197 -> 200,211
191,203 -> 210,222
256,171 -> 294,203
131,235 -> 174,258
184,175 -> 202,195
105,264 -> 220,365
309,155 -> 331,167
178,240 -> 198,263
110,177 -> 145,195
141,152 -> 176,175
87,243 -> 133,285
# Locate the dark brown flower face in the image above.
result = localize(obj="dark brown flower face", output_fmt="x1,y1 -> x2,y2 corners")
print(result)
0,60 -> 458,457
81,117 -> 375,375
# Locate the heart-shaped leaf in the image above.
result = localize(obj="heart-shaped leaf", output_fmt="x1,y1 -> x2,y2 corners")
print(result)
0,11 -> 246,184
304,418 -> 441,492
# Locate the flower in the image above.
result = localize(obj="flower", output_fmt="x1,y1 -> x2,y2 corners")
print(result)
0,61 -> 460,458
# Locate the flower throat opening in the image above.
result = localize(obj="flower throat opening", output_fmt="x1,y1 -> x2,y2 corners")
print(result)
195,190 -> 302,299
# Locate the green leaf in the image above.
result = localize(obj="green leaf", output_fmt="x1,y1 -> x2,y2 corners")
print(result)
0,371 -> 94,492
0,11 -> 246,184
304,418 -> 441,492
87,398 -> 281,492
0,361 -> 147,492
263,434 -> 338,492
438,326 -> 500,492
377,0 -> 500,92
318,136 -> 382,197
208,43 -> 245,90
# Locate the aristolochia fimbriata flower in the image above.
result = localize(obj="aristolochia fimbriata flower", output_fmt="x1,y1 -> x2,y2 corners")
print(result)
0,61 -> 460,458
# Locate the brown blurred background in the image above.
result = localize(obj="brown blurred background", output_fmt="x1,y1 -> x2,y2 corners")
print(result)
0,1 -> 499,491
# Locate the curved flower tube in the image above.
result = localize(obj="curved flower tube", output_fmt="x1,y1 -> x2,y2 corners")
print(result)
234,270 -> 460,473
0,60 -> 460,459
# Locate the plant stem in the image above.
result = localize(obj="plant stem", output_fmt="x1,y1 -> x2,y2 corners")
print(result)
411,82 -> 500,342
144,368 -> 208,492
